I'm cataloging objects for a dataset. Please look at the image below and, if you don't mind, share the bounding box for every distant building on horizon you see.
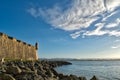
[0,32,38,60]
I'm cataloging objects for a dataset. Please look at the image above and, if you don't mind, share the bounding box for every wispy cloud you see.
[70,31,84,39]
[83,23,108,36]
[105,0,120,11]
[111,46,120,49]
[27,8,40,18]
[106,18,120,28]
[102,11,118,21]
[114,40,120,42]
[111,39,120,49]
[28,0,120,39]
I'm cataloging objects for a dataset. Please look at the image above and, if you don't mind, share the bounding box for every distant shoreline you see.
[69,59,120,61]
[41,58,120,61]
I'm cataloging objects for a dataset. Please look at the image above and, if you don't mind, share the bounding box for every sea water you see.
[55,60,120,80]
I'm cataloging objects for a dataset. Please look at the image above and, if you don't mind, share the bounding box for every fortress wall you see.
[0,33,38,60]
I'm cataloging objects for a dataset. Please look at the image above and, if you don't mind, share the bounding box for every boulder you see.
[51,68,58,76]
[6,66,22,75]
[45,70,54,77]
[1,60,92,80]
[79,76,87,80]
[70,74,79,80]
[90,75,99,80]
[16,74,42,80]
[0,74,16,80]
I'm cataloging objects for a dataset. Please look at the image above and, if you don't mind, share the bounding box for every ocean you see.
[55,60,120,80]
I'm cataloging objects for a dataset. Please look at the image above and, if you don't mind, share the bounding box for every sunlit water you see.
[55,60,120,80]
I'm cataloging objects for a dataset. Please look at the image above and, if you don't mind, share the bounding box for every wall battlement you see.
[0,32,38,60]
[0,32,35,48]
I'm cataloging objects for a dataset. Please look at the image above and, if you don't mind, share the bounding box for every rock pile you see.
[0,60,98,80]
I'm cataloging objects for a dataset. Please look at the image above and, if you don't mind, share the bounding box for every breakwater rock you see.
[0,60,98,80]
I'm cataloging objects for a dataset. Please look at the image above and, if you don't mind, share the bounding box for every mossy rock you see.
[0,74,16,80]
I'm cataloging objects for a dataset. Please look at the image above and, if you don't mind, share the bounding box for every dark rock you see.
[36,69,44,75]
[58,73,64,79]
[0,65,6,73]
[6,66,22,75]
[45,70,54,77]
[79,76,87,80]
[51,68,58,76]
[15,73,42,80]
[90,75,99,80]
[0,74,16,80]
[69,74,79,80]
[47,61,72,68]
[21,67,31,72]
[0,60,93,80]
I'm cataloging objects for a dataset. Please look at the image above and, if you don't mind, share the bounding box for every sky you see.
[0,0,120,59]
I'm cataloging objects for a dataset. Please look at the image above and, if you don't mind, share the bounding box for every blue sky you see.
[0,0,120,59]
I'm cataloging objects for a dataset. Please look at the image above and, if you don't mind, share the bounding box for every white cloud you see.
[106,18,120,28]
[111,46,120,49]
[105,0,120,11]
[77,21,120,37]
[109,30,120,37]
[106,23,118,28]
[114,40,120,42]
[83,30,108,36]
[102,11,118,21]
[83,22,108,36]
[70,31,84,39]
[28,0,120,39]
[111,39,120,49]
[83,30,120,37]
[27,8,39,18]
[28,0,105,31]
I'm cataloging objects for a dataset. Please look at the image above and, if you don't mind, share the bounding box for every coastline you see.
[0,60,98,80]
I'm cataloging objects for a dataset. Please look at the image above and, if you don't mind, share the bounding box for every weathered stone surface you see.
[0,32,38,60]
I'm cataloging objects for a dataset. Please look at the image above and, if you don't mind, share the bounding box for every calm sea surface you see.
[55,60,120,80]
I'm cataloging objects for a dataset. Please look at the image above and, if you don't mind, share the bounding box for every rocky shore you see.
[0,60,98,80]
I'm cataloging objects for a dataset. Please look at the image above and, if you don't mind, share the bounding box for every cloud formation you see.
[111,40,120,49]
[28,0,120,39]
[106,18,120,28]
[111,46,120,49]
[70,31,84,39]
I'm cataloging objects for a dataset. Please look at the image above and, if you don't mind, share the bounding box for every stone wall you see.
[0,32,38,60]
